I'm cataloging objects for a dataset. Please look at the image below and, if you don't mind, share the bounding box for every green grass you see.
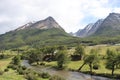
[85,45,120,55]
[70,45,120,74]
[45,60,120,75]
[0,69,25,80]
[0,57,25,80]
[0,56,48,80]
[44,45,120,75]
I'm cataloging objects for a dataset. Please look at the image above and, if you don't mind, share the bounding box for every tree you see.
[56,50,70,69]
[74,45,85,60]
[106,49,120,76]
[28,50,43,64]
[46,46,56,61]
[12,55,21,65]
[78,49,99,75]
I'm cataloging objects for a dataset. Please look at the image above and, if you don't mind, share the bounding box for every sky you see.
[0,0,120,34]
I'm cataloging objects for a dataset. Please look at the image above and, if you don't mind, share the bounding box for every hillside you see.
[0,17,79,49]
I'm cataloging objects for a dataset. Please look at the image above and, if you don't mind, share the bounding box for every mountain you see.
[76,13,120,37]
[75,19,103,37]
[94,13,120,36]
[0,17,79,49]
[75,23,94,37]
[16,16,63,31]
[87,19,103,36]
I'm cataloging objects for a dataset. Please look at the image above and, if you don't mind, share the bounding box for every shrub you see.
[4,68,9,72]
[12,65,18,70]
[7,64,14,68]
[25,73,38,80]
[25,69,37,75]
[40,62,45,66]
[71,55,81,61]
[49,75,66,80]
[93,64,99,70]
[12,55,20,65]
[7,64,18,70]
[0,54,5,59]
[17,68,25,75]
[22,66,27,70]
[40,72,50,78]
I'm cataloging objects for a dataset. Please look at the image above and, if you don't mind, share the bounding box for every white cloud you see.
[113,8,120,13]
[0,0,120,34]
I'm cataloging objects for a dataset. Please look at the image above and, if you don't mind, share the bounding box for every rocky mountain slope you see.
[75,23,94,37]
[76,13,120,37]
[94,13,120,36]
[16,16,63,31]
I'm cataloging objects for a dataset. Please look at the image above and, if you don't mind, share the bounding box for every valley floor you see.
[0,45,120,80]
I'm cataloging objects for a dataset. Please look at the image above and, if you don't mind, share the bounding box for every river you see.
[21,60,112,80]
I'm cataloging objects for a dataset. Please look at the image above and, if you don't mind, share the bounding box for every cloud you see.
[0,0,120,34]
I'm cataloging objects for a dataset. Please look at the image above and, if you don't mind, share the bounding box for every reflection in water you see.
[21,60,111,80]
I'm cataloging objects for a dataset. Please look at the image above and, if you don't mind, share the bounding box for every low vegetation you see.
[49,75,65,80]
[1,44,120,80]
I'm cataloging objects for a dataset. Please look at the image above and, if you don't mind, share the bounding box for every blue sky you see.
[0,0,120,34]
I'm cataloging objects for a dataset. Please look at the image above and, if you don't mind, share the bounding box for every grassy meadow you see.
[0,57,25,80]
[45,45,120,75]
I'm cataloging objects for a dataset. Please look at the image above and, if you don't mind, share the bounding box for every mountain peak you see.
[109,13,120,16]
[75,19,104,37]
[45,16,55,21]
[16,16,64,31]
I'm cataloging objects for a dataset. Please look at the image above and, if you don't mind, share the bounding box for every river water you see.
[21,60,112,80]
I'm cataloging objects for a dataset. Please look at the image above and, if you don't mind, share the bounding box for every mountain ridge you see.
[75,13,120,37]
[15,16,64,31]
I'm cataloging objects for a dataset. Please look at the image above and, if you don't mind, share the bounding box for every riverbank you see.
[22,60,114,80]
[43,60,120,79]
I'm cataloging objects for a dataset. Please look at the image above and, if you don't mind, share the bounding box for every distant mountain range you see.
[0,17,78,49]
[75,13,120,37]
[1,13,120,49]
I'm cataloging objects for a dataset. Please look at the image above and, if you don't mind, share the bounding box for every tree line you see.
[21,45,120,76]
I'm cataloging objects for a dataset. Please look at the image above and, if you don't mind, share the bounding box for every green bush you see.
[12,65,18,70]
[24,69,37,77]
[7,64,14,68]
[25,69,33,74]
[12,55,21,65]
[22,66,27,70]
[40,62,45,66]
[4,68,9,72]
[17,68,25,75]
[40,72,50,78]
[7,64,18,70]
[0,54,5,59]
[49,75,66,80]
[93,64,99,70]
[25,73,38,80]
